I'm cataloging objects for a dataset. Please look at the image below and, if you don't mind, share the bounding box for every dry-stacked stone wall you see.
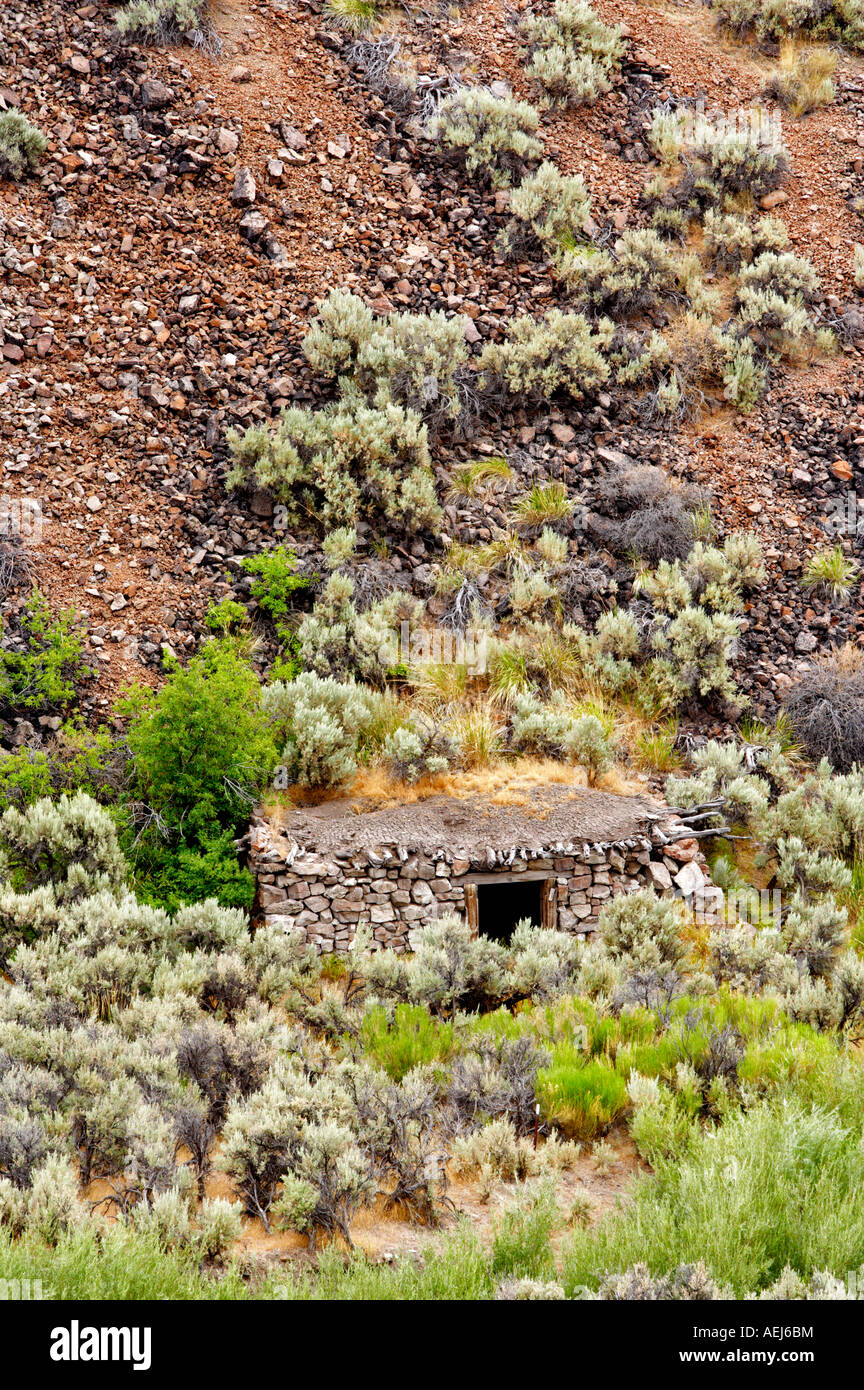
[249,817,715,952]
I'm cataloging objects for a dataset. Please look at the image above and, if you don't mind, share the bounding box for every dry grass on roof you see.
[261,766,659,856]
[262,757,646,821]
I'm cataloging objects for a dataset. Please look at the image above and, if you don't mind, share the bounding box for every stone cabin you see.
[247,785,716,952]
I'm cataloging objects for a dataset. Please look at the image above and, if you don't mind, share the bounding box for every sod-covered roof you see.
[254,785,665,863]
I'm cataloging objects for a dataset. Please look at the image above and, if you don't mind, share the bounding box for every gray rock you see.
[216,128,240,155]
[140,78,172,110]
[238,210,269,241]
[279,123,307,151]
[231,166,257,207]
[674,860,705,898]
[648,859,673,892]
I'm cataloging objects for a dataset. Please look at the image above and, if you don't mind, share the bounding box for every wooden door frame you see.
[463,875,557,937]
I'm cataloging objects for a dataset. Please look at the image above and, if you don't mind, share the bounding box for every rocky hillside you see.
[3,0,864,749]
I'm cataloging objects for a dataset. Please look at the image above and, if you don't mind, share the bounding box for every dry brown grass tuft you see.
[765,43,836,116]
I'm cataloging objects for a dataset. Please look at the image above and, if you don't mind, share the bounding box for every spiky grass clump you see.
[487,643,534,708]
[635,722,681,773]
[801,546,859,602]
[447,457,514,499]
[324,0,380,34]
[511,481,574,526]
[739,709,801,757]
[445,706,506,768]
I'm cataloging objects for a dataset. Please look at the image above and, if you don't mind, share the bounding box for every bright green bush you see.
[132,828,256,915]
[241,547,312,620]
[0,1226,255,1300]
[359,1004,458,1081]
[121,642,276,836]
[0,591,89,716]
[0,748,52,809]
[536,1052,629,1137]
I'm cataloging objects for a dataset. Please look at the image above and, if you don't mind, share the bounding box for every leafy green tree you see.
[132,828,256,915]
[120,641,277,837]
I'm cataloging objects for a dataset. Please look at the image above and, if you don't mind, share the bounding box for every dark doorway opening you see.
[476,877,543,944]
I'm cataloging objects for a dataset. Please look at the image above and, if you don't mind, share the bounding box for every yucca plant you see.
[801,545,859,602]
[511,481,573,526]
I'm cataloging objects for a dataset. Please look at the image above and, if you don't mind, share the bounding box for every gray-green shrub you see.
[0,112,47,180]
[427,88,544,188]
[227,386,441,534]
[302,290,469,432]
[521,0,624,107]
